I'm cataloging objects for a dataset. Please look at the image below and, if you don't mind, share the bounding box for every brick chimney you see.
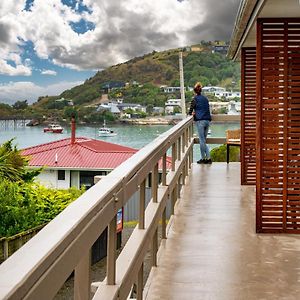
[71,115,76,144]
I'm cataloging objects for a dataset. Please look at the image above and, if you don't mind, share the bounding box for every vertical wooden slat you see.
[172,143,176,171]
[152,163,158,203]
[162,208,166,239]
[107,216,116,285]
[136,263,143,300]
[256,18,300,233]
[178,137,181,161]
[241,47,257,185]
[139,179,146,230]
[256,19,263,233]
[74,251,91,300]
[162,153,167,186]
[151,229,158,267]
[283,21,288,231]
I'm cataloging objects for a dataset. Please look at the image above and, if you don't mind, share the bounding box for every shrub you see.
[210,144,240,162]
[0,181,84,237]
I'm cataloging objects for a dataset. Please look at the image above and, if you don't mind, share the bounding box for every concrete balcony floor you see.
[144,163,300,300]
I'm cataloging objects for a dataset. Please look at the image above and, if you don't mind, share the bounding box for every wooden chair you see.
[226,129,241,163]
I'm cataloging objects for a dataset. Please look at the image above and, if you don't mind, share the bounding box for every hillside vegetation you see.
[1,43,241,122]
[57,47,240,107]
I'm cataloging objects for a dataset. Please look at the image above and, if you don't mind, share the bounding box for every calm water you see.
[0,122,240,150]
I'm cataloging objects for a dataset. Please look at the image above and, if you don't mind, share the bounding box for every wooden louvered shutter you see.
[241,48,256,185]
[256,18,300,233]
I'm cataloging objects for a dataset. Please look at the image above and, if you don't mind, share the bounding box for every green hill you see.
[26,43,241,123]
[54,45,240,107]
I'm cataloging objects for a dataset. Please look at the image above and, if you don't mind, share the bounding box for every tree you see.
[146,104,154,114]
[13,100,28,110]
[0,139,41,182]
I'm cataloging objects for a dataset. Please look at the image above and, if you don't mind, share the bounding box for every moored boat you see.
[98,120,117,137]
[43,124,63,133]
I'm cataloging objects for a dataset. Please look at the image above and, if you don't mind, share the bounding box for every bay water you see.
[0,122,240,156]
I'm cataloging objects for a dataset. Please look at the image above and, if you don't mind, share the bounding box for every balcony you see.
[1,115,300,299]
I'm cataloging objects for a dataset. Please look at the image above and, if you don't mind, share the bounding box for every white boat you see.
[98,120,117,137]
[43,124,63,133]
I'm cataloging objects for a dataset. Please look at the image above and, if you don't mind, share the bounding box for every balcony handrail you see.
[0,116,194,300]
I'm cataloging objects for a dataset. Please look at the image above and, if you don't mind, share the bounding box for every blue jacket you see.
[189,95,211,121]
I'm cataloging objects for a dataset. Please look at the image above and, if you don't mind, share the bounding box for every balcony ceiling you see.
[228,0,300,60]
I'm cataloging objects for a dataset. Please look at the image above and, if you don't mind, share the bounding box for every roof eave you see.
[227,0,264,61]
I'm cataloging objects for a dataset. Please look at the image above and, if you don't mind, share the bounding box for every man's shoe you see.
[197,159,206,164]
[205,158,212,164]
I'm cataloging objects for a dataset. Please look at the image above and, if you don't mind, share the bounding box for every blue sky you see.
[0,0,239,104]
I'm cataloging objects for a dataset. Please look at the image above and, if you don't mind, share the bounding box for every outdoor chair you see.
[226,129,241,163]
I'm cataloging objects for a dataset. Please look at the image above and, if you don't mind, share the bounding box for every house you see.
[214,91,241,100]
[22,137,138,189]
[161,86,181,93]
[117,103,146,113]
[202,86,226,94]
[97,101,121,114]
[165,99,182,114]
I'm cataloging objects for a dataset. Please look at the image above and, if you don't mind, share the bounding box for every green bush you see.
[210,144,240,162]
[0,181,84,237]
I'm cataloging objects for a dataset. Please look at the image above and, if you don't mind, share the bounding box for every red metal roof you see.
[22,137,138,170]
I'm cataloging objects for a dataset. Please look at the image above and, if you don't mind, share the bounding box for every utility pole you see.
[179,51,186,117]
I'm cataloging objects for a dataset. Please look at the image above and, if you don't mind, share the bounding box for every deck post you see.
[172,142,177,171]
[162,153,167,186]
[162,207,167,239]
[136,263,144,300]
[151,229,158,267]
[139,179,146,229]
[177,137,181,161]
[107,215,117,285]
[74,250,91,300]
[152,163,158,203]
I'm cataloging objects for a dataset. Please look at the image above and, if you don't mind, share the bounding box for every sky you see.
[0,0,240,104]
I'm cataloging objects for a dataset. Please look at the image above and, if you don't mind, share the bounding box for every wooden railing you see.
[0,117,194,300]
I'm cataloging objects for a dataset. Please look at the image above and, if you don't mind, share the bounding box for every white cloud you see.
[0,0,239,73]
[0,80,83,104]
[0,59,32,76]
[41,69,57,76]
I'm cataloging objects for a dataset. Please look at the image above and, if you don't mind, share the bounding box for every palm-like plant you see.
[0,139,41,182]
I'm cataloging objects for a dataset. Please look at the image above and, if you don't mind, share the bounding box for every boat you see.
[43,124,63,133]
[98,120,117,137]
[26,119,40,126]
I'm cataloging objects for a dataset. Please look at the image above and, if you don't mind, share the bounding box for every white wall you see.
[36,169,71,189]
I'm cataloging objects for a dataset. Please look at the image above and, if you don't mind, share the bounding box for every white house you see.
[165,99,182,114]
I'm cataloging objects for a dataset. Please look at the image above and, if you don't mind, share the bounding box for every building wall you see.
[36,169,71,189]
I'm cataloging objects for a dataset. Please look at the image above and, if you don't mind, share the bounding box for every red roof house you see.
[22,137,138,170]
[21,137,138,189]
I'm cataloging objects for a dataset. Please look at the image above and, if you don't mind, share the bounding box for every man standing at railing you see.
[188,82,212,164]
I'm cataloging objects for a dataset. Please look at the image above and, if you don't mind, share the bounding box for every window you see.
[58,170,65,180]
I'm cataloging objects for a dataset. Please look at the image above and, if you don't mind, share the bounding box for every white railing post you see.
[152,163,159,203]
[139,179,146,229]
[178,137,181,161]
[136,263,143,300]
[74,250,91,300]
[107,215,117,285]
[172,142,177,171]
[162,153,167,186]
[151,229,158,267]
[162,208,167,239]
